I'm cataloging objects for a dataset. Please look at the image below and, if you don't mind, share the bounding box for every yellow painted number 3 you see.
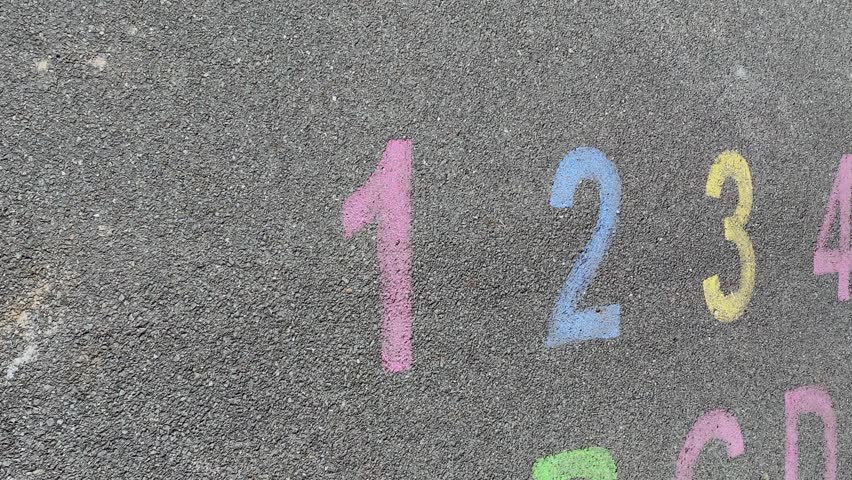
[703,151,755,323]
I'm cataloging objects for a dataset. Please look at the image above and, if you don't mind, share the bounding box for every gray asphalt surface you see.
[2,1,852,478]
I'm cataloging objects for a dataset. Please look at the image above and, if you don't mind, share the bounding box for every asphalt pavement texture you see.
[2,1,852,478]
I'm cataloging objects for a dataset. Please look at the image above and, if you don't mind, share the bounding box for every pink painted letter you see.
[342,139,413,373]
[785,385,837,480]
[676,410,745,480]
[814,154,852,300]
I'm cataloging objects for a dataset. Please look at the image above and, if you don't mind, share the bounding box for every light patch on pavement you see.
[97,224,114,237]
[3,283,50,381]
[5,344,37,380]
[87,56,108,70]
[34,59,49,72]
[3,284,49,331]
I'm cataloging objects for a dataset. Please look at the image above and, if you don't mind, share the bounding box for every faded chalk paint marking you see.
[87,56,107,70]
[785,385,837,480]
[3,282,51,380]
[703,151,755,323]
[5,344,37,380]
[545,147,621,347]
[342,139,413,373]
[814,154,852,300]
[533,446,618,480]
[676,409,745,480]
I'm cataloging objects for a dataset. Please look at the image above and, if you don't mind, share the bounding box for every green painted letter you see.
[533,446,618,480]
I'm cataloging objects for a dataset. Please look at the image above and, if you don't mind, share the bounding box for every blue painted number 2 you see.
[545,147,622,348]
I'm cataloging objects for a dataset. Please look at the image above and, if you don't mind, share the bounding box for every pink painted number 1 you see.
[342,139,413,373]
